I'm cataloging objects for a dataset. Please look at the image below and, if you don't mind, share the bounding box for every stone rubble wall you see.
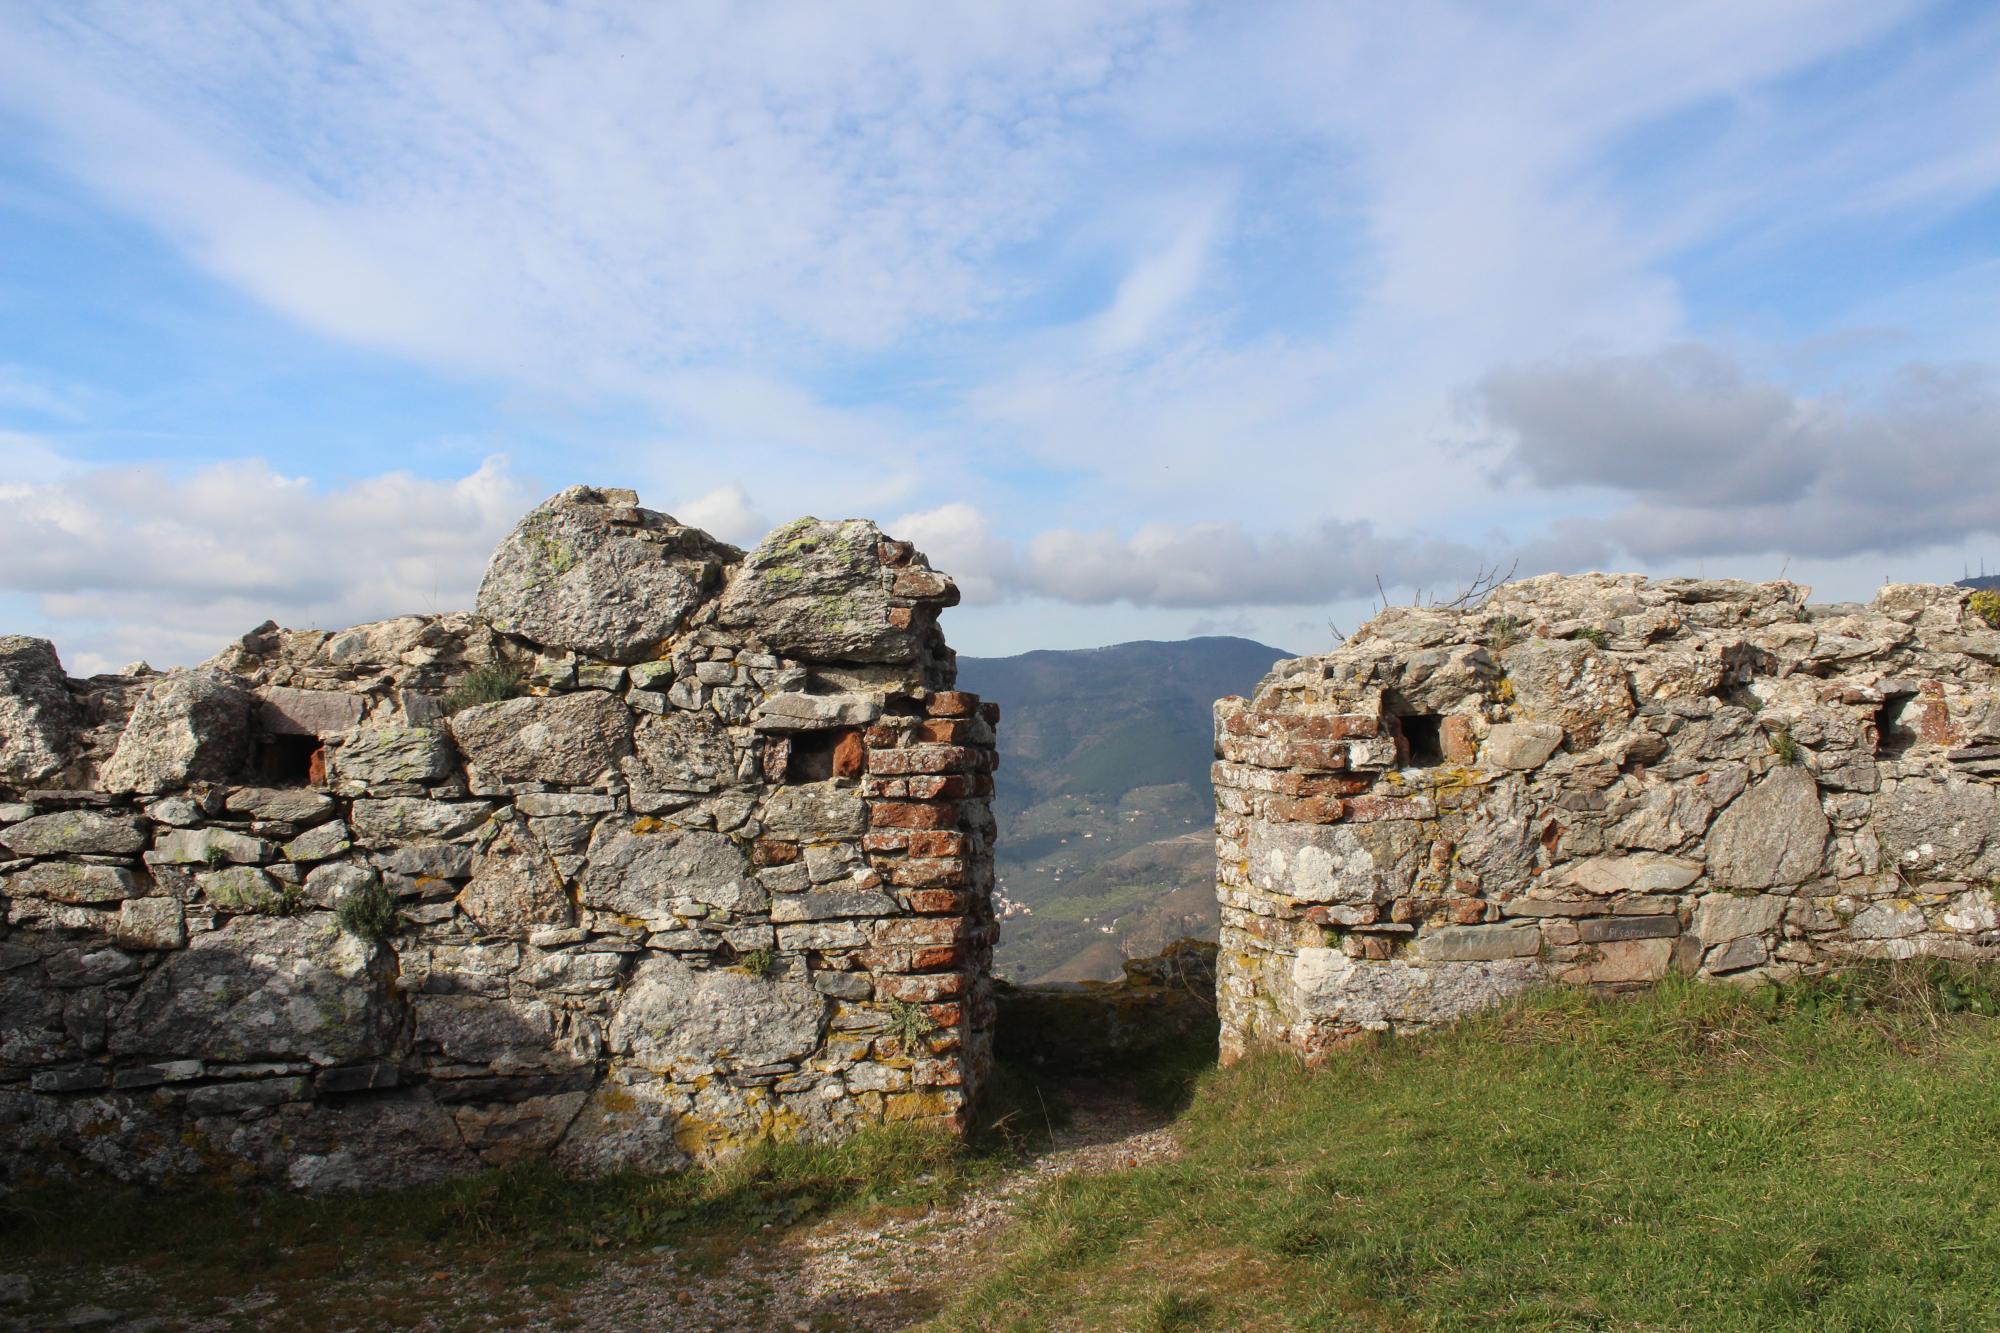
[0,486,998,1191]
[1214,574,2000,1062]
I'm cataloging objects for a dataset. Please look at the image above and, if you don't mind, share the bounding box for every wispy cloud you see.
[2,2,1999,658]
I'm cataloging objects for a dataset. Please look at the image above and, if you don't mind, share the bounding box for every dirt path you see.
[521,1082,1178,1332]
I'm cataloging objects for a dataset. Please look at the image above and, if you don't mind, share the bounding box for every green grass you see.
[937,968,2000,1331]
[440,660,528,714]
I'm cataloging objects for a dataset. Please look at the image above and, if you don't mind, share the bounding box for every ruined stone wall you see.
[0,486,997,1191]
[1214,574,2000,1062]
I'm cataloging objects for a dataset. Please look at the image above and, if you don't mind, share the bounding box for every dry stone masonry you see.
[0,486,998,1191]
[1215,574,2000,1062]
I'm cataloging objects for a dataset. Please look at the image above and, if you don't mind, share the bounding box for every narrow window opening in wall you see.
[1399,714,1445,768]
[784,731,839,784]
[1875,694,1920,757]
[251,733,321,786]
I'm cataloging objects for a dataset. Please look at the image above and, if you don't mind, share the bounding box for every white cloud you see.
[674,485,770,548]
[890,502,1020,605]
[0,454,534,670]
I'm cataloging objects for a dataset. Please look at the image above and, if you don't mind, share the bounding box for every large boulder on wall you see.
[101,670,254,794]
[475,485,740,662]
[716,517,958,663]
[0,636,79,789]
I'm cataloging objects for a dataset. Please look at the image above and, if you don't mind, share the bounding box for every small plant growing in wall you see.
[1770,724,1800,766]
[201,843,230,870]
[336,880,403,941]
[442,662,527,715]
[1971,589,2000,630]
[885,999,938,1048]
[1488,613,1528,652]
[1576,626,1611,650]
[735,946,775,977]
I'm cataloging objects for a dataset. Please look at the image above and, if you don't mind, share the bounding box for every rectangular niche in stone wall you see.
[1395,713,1445,767]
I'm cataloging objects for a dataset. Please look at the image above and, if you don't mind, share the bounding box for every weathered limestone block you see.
[626,711,738,792]
[579,822,762,920]
[413,992,564,1069]
[256,685,365,737]
[452,691,629,787]
[762,784,867,839]
[458,825,573,933]
[1559,937,1674,984]
[1872,777,1999,878]
[197,866,286,912]
[101,671,254,793]
[115,896,187,950]
[1248,808,1424,904]
[330,725,458,785]
[0,810,147,856]
[0,636,80,787]
[557,1077,695,1175]
[453,1092,591,1166]
[1848,900,1927,940]
[1413,923,1540,962]
[1691,892,1786,942]
[1292,948,1539,1033]
[224,787,337,825]
[769,891,899,922]
[750,692,883,731]
[1553,853,1702,895]
[609,954,828,1073]
[151,827,272,864]
[1498,638,1635,747]
[3,861,138,904]
[284,820,352,863]
[1707,767,1828,889]
[476,485,737,662]
[110,915,386,1064]
[1482,721,1565,771]
[717,518,948,663]
[348,798,495,845]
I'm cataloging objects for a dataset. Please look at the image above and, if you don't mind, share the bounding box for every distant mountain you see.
[956,636,1293,981]
[1958,575,2000,591]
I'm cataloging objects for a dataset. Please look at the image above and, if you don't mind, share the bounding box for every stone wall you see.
[0,486,998,1191]
[1214,574,2000,1062]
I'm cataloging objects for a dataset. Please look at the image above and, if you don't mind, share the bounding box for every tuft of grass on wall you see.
[441,661,528,715]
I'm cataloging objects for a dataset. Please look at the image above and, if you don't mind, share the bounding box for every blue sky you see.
[3,0,1999,673]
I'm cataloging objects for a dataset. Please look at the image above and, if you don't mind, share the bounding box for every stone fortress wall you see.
[1214,574,2000,1061]
[0,486,998,1191]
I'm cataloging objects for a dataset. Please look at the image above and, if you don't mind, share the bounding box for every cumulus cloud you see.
[892,503,1498,609]
[674,485,770,548]
[1472,346,2000,560]
[890,503,1019,605]
[0,455,534,671]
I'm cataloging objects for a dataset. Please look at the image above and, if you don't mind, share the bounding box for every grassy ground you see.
[935,967,2000,1332]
